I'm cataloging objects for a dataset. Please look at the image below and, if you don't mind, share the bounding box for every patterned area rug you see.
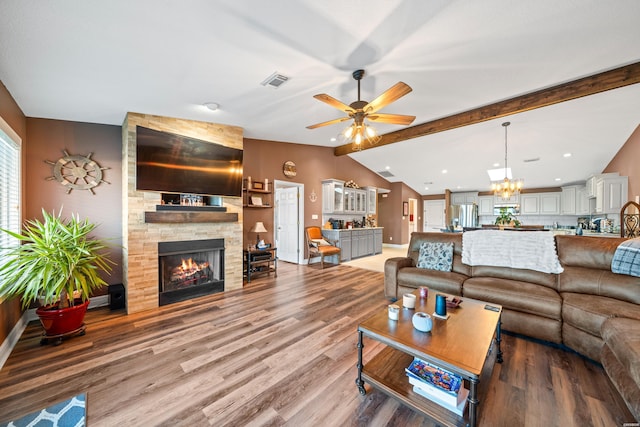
[0,393,85,427]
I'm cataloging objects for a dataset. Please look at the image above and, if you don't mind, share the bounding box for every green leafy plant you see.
[0,209,113,309]
[494,207,521,227]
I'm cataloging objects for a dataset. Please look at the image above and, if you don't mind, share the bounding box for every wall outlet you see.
[312,214,318,220]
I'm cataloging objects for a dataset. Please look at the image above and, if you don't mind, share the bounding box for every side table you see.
[243,247,277,283]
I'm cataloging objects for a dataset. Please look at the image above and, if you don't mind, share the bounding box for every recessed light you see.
[442,169,447,174]
[563,153,572,158]
[330,137,336,142]
[493,163,500,167]
[203,102,220,111]
[425,187,429,190]
[555,178,562,181]
[385,166,390,170]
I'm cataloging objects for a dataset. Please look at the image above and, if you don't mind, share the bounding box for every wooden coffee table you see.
[356,290,502,427]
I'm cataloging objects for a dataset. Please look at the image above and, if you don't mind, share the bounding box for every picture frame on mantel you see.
[252,182,264,190]
[403,201,409,216]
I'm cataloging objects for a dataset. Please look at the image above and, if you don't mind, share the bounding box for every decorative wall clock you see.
[45,150,110,194]
[283,160,297,178]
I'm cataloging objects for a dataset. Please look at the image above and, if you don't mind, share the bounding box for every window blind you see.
[0,127,21,261]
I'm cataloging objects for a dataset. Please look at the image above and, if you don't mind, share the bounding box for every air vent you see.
[261,72,289,88]
[377,170,395,178]
[523,157,540,163]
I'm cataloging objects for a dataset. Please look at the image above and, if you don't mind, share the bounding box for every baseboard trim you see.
[0,310,29,371]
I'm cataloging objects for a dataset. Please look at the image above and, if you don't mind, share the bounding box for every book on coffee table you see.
[405,357,462,394]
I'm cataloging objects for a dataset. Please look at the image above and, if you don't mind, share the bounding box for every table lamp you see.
[250,221,268,246]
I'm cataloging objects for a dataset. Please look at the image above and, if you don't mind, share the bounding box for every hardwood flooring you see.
[0,262,634,426]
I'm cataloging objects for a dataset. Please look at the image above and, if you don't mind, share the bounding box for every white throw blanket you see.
[462,230,564,274]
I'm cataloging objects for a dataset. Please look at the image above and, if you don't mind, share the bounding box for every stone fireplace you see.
[122,113,243,314]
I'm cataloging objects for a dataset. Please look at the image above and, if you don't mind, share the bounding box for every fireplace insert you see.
[158,238,224,305]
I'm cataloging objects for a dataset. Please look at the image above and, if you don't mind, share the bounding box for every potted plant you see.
[494,207,521,228]
[0,209,113,344]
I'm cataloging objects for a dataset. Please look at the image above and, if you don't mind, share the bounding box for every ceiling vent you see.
[523,157,540,163]
[377,170,395,178]
[261,72,289,88]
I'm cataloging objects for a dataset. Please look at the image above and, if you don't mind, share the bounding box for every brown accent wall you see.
[377,181,422,245]
[604,123,640,201]
[25,118,123,293]
[242,138,393,245]
[0,81,27,348]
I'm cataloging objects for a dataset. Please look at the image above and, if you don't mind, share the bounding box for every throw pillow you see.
[417,242,454,272]
[311,238,331,246]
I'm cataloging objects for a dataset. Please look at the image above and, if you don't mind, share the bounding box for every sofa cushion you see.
[601,317,640,390]
[471,265,557,290]
[417,241,453,272]
[562,323,604,362]
[463,277,562,320]
[397,267,467,295]
[559,265,640,305]
[562,292,640,337]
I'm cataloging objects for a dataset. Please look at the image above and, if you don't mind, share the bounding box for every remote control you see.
[484,305,500,312]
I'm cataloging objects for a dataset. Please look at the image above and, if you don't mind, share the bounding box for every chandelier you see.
[491,121,523,200]
[340,112,381,151]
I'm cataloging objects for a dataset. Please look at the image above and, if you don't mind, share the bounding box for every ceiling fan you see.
[307,69,416,148]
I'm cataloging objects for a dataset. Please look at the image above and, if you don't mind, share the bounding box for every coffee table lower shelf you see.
[360,346,469,427]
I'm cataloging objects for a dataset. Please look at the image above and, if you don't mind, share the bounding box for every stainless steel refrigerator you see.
[450,203,479,228]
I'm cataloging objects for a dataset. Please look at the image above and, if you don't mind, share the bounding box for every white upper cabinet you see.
[451,192,478,205]
[520,192,560,215]
[478,196,494,215]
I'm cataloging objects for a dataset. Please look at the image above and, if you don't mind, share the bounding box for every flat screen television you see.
[136,126,243,197]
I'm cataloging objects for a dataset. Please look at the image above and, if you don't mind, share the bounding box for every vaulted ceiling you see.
[1,0,639,195]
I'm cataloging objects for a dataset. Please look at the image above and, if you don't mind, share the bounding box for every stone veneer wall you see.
[122,113,243,314]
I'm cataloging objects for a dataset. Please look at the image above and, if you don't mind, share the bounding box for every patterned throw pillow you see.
[417,242,454,272]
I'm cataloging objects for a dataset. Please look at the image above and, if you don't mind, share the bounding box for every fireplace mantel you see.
[144,211,239,224]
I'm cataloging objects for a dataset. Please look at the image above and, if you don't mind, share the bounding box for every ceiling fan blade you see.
[364,82,412,114]
[313,94,354,113]
[367,113,416,125]
[306,116,351,129]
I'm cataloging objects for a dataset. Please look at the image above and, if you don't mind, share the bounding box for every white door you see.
[275,185,301,264]
[424,200,446,232]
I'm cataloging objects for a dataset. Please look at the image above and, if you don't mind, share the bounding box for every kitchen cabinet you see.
[576,187,592,215]
[321,228,383,261]
[321,229,352,262]
[365,186,377,215]
[562,185,592,215]
[520,194,539,215]
[451,192,478,205]
[540,193,561,215]
[343,188,367,214]
[374,229,383,254]
[561,186,577,215]
[595,175,628,214]
[519,192,560,215]
[322,179,344,213]
[494,193,519,205]
[478,196,494,216]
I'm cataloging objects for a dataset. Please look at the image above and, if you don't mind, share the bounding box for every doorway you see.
[274,180,304,264]
[408,198,418,238]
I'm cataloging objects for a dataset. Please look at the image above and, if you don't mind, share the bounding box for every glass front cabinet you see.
[322,179,344,213]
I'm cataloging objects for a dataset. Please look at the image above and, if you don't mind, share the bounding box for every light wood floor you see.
[0,262,633,426]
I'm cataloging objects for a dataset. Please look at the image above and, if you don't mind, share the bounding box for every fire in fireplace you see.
[158,238,224,305]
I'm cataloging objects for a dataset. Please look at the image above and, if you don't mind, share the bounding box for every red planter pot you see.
[36,299,89,337]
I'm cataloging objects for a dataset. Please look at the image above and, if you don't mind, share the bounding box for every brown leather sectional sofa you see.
[384,232,640,420]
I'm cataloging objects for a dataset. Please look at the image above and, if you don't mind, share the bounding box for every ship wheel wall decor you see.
[45,150,110,194]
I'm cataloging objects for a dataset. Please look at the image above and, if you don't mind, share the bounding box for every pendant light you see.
[490,122,523,200]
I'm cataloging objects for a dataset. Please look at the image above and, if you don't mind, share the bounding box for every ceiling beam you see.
[334,61,640,156]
